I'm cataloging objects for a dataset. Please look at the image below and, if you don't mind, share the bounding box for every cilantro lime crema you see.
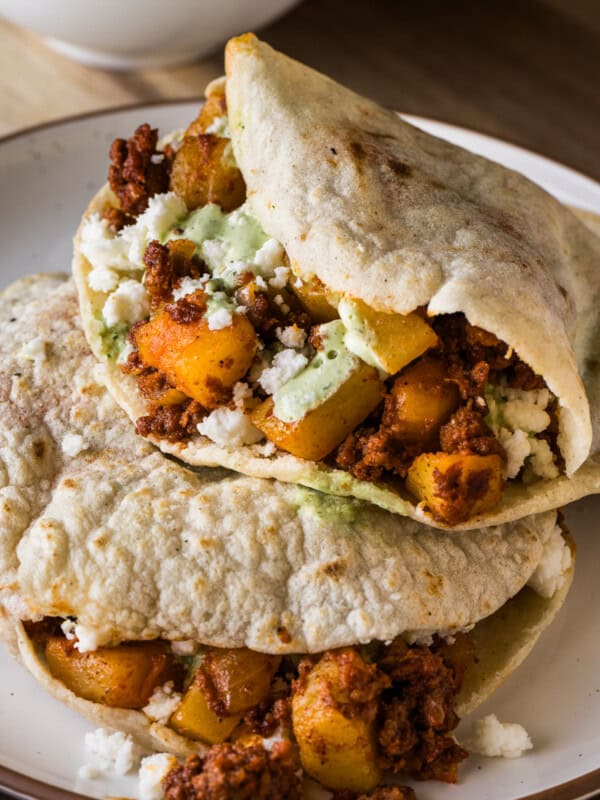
[273,321,360,422]
[168,202,271,289]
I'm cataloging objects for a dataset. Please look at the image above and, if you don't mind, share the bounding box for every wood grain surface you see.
[0,0,598,178]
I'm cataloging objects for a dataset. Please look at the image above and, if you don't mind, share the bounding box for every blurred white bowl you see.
[0,0,300,70]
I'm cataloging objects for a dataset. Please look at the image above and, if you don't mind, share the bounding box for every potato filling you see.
[25,618,473,795]
[84,86,562,525]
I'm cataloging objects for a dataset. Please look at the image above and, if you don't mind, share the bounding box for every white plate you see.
[0,103,599,800]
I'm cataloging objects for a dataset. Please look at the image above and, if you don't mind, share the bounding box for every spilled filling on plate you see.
[27,616,474,798]
[80,82,562,525]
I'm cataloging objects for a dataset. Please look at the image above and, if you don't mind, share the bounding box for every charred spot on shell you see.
[32,440,46,460]
[276,626,292,644]
[321,559,346,579]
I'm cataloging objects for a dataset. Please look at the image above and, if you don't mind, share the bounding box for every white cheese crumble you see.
[172,275,209,301]
[73,624,102,653]
[61,433,86,458]
[254,238,284,272]
[276,325,307,349]
[78,728,144,779]
[463,714,533,758]
[19,337,48,362]
[232,381,253,409]
[103,280,150,328]
[171,639,198,656]
[528,521,572,597]
[81,193,187,275]
[207,306,233,330]
[486,385,559,480]
[268,266,290,289]
[143,681,182,724]
[88,265,119,293]
[205,115,231,138]
[259,349,308,396]
[138,753,178,800]
[60,619,76,639]
[197,407,264,447]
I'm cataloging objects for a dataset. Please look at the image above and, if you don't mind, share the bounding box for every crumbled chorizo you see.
[108,123,171,216]
[135,398,205,441]
[234,282,311,341]
[439,404,505,458]
[162,741,301,800]
[165,294,206,324]
[375,637,472,783]
[102,206,135,231]
[334,424,423,483]
[144,239,205,309]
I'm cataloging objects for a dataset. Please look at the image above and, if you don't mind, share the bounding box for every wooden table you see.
[1,0,598,179]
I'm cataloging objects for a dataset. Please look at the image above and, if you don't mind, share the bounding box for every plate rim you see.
[0,99,598,800]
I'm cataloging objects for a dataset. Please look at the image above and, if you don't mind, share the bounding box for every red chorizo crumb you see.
[439,405,505,458]
[136,399,205,441]
[375,638,471,783]
[165,295,206,324]
[108,123,171,216]
[144,239,204,309]
[102,206,135,231]
[162,741,301,800]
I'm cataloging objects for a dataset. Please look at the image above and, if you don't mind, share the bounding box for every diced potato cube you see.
[406,452,504,525]
[251,364,384,461]
[169,134,245,212]
[135,307,257,408]
[387,357,460,446]
[169,676,241,744]
[292,652,382,792]
[203,648,281,715]
[45,638,179,709]
[153,387,189,407]
[185,88,227,138]
[291,277,338,323]
[341,298,438,375]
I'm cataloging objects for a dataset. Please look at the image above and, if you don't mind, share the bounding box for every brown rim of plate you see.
[0,102,598,800]
[1,760,600,800]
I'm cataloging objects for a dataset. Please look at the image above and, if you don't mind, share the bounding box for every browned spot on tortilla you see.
[276,626,292,644]
[349,140,366,174]
[62,478,77,489]
[387,158,411,177]
[322,559,345,578]
[423,569,444,596]
[32,440,45,460]
[199,538,216,547]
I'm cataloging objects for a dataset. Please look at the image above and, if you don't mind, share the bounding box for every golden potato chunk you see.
[387,357,460,446]
[291,276,338,323]
[340,298,438,375]
[170,134,245,212]
[406,452,504,525]
[169,647,279,743]
[203,648,281,715]
[135,305,257,408]
[45,638,179,709]
[169,677,242,744]
[292,652,382,792]
[185,88,227,138]
[251,364,384,461]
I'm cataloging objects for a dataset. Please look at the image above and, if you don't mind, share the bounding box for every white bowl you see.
[0,0,300,70]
